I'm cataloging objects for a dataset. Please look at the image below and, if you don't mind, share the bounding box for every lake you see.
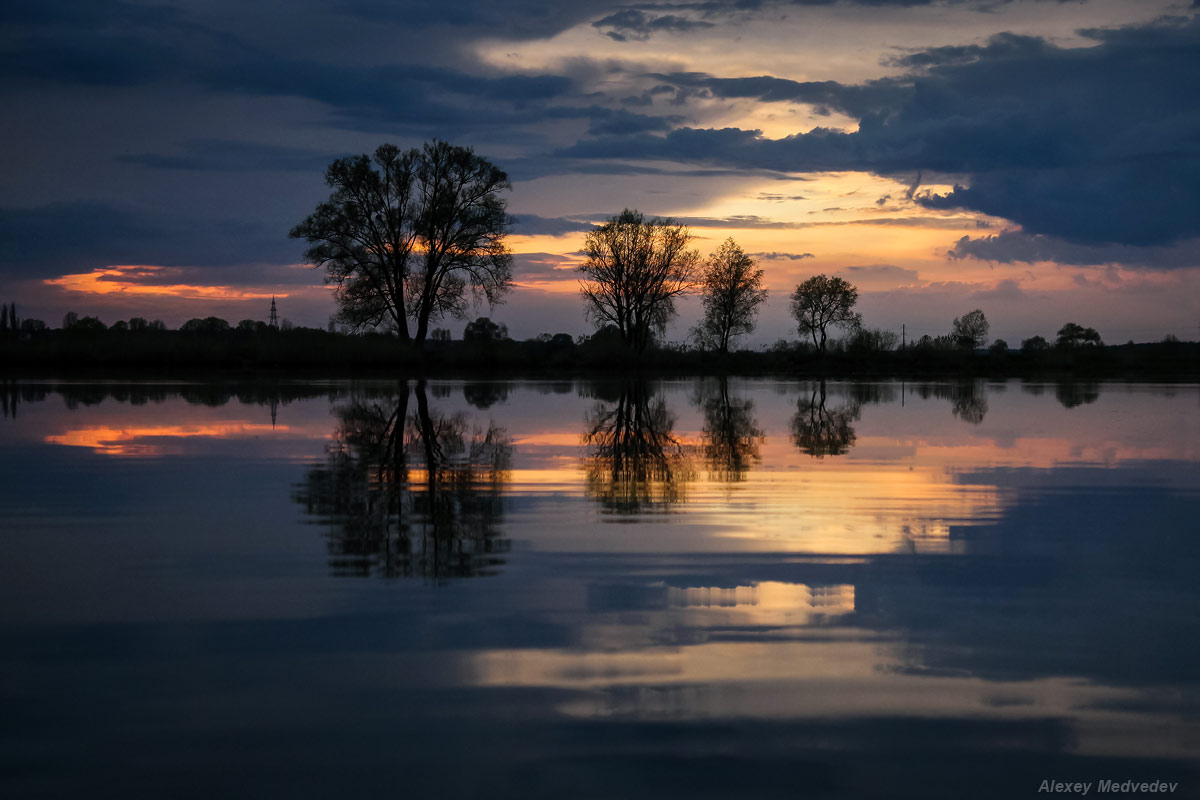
[2,378,1198,798]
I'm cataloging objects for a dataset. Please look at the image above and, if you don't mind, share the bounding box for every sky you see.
[2,0,1199,345]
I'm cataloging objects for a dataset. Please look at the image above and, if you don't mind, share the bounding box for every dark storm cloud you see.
[1,0,1192,291]
[949,231,1200,270]
[0,0,249,87]
[202,60,575,117]
[511,215,597,236]
[562,125,858,170]
[0,0,180,26]
[511,252,579,279]
[585,108,682,136]
[568,17,1200,248]
[501,157,814,182]
[0,202,297,278]
[884,31,1050,69]
[330,0,602,40]
[333,0,1055,43]
[646,71,906,119]
[0,1,594,135]
[593,10,716,42]
[119,140,347,173]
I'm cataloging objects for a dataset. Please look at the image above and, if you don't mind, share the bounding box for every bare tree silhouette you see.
[578,210,700,355]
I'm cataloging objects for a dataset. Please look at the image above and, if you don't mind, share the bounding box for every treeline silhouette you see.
[2,315,1196,377]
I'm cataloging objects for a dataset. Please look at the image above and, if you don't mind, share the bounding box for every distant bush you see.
[844,327,899,354]
[181,317,231,333]
[69,316,107,333]
[1056,322,1102,348]
[1021,335,1049,354]
[463,317,508,342]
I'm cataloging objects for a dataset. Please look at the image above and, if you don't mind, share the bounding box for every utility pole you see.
[268,296,279,329]
[901,323,906,349]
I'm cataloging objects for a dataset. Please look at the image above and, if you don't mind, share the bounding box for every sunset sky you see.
[3,0,1199,345]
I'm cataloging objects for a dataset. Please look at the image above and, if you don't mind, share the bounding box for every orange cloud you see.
[45,265,283,301]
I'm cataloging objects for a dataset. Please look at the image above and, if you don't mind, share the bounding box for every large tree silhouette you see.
[291,141,513,343]
[578,210,700,355]
[790,275,859,356]
[692,238,767,354]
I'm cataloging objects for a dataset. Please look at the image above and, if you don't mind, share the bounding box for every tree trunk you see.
[414,313,429,346]
[394,307,411,341]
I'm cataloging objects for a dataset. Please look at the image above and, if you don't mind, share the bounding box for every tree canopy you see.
[1056,322,1102,348]
[291,140,513,344]
[789,274,859,355]
[692,238,767,354]
[463,316,507,342]
[951,309,989,350]
[578,209,700,355]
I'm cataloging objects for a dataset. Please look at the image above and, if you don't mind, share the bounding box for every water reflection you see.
[860,475,1200,690]
[791,380,859,457]
[294,381,513,580]
[582,381,693,513]
[2,378,1199,798]
[462,380,511,409]
[913,380,989,424]
[1055,380,1101,409]
[693,377,764,481]
[0,378,25,418]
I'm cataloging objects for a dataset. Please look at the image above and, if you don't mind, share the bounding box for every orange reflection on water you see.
[46,423,287,456]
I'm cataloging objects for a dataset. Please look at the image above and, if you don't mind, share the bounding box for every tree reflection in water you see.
[294,381,512,581]
[791,380,860,457]
[914,380,989,424]
[693,377,764,481]
[583,381,693,514]
[1054,380,1100,409]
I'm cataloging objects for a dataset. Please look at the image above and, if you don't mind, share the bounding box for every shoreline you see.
[2,329,1197,381]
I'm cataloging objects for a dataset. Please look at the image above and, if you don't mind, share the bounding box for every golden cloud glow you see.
[45,265,284,300]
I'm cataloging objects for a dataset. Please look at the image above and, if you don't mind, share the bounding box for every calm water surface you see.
[1,378,1198,798]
